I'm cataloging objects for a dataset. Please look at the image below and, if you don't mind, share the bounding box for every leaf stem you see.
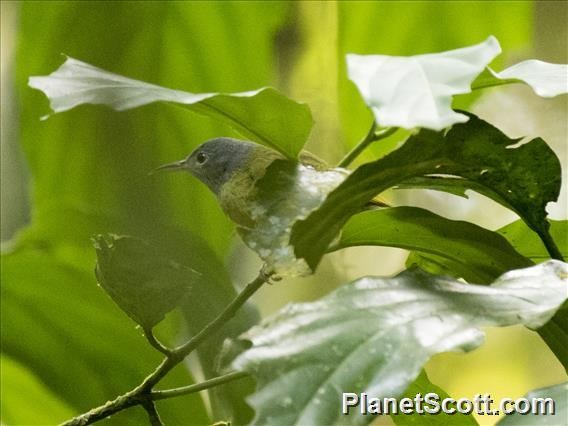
[471,77,519,91]
[338,123,397,168]
[60,267,272,426]
[151,371,249,401]
[144,327,172,356]
[537,226,564,261]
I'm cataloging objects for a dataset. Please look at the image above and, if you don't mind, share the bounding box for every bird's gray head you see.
[154,137,256,195]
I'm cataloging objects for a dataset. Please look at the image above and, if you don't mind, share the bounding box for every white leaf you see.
[347,36,501,130]
[28,57,257,114]
[491,59,568,97]
[234,260,568,425]
[28,56,313,158]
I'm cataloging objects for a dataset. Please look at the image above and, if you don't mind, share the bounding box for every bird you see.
[154,137,389,274]
[153,137,333,230]
[154,137,292,228]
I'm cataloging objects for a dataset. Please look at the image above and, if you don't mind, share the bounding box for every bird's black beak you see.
[149,159,187,175]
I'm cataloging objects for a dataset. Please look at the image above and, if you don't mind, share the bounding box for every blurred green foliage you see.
[17,1,290,256]
[1,1,565,425]
[5,1,291,423]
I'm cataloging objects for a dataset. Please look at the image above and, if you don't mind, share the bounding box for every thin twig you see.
[338,123,398,168]
[151,371,249,401]
[60,267,272,426]
[60,390,140,426]
[139,266,272,391]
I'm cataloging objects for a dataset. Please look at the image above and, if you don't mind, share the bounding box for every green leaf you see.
[396,179,563,245]
[394,371,477,425]
[396,176,485,199]
[405,252,460,280]
[93,234,198,329]
[291,112,561,270]
[538,310,568,373]
[1,249,209,425]
[498,220,567,263]
[403,219,566,276]
[233,261,567,426]
[331,207,532,283]
[497,382,567,425]
[29,56,312,159]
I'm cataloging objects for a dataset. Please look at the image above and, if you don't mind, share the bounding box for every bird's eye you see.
[196,152,208,165]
